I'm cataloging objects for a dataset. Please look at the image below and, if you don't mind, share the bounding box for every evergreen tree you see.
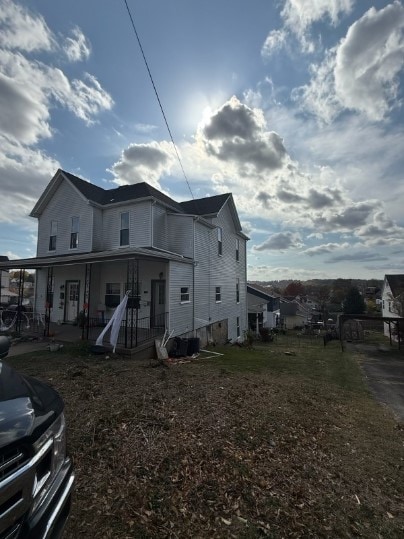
[343,287,366,314]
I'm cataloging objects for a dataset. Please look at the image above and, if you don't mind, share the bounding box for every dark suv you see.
[0,336,74,538]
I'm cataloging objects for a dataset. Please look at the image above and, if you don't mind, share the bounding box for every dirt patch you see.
[6,343,404,538]
[351,343,404,423]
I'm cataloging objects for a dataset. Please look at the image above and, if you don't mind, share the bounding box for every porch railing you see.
[86,312,168,349]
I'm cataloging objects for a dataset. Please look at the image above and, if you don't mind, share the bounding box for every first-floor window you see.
[181,286,190,302]
[105,283,121,308]
[236,278,240,303]
[49,220,57,251]
[70,216,79,249]
[215,286,221,302]
[120,212,129,246]
[237,316,240,337]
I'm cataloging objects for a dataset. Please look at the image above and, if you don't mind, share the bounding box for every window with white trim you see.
[181,287,190,303]
[236,238,240,261]
[49,220,57,251]
[236,278,240,303]
[120,212,129,246]
[217,227,222,255]
[70,216,79,249]
[105,283,121,308]
[236,316,240,338]
[215,286,221,303]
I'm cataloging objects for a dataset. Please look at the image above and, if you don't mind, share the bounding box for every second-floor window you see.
[49,220,57,251]
[236,278,240,303]
[236,238,240,261]
[215,286,221,303]
[120,212,129,246]
[181,287,190,303]
[70,216,79,249]
[218,227,223,255]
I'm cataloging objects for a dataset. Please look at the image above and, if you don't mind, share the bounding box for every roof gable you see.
[30,170,244,232]
[385,274,404,297]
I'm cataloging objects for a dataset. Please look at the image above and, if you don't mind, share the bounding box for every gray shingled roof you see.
[386,274,404,297]
[63,170,231,216]
[179,194,231,215]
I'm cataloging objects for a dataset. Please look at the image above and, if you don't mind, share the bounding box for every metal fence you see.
[86,312,167,349]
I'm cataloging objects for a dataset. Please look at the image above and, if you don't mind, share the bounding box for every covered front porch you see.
[0,247,188,351]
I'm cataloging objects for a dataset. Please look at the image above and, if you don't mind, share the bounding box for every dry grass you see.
[6,339,404,538]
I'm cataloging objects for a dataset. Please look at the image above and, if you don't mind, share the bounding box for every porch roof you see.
[0,246,193,270]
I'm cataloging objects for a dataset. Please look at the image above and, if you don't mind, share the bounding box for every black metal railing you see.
[86,312,167,349]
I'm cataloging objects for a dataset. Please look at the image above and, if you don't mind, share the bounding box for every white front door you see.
[65,281,79,322]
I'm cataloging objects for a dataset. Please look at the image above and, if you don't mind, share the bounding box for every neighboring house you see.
[279,299,306,329]
[247,283,280,333]
[382,274,404,339]
[0,169,248,347]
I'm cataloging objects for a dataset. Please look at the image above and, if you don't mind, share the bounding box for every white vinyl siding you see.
[167,214,194,257]
[92,207,103,251]
[37,180,93,256]
[193,201,247,342]
[168,260,193,335]
[153,203,168,249]
[102,200,152,249]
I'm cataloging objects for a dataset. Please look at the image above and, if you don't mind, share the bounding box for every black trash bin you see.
[187,337,200,355]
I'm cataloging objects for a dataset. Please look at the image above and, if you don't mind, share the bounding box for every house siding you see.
[37,181,93,257]
[152,203,168,249]
[102,200,152,249]
[168,260,193,335]
[167,214,194,257]
[92,207,103,251]
[197,202,247,342]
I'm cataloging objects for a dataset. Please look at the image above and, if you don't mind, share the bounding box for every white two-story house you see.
[1,169,248,350]
[382,274,404,340]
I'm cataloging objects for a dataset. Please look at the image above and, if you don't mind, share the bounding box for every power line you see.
[123,0,194,200]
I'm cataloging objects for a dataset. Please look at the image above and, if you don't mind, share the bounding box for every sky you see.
[0,0,403,281]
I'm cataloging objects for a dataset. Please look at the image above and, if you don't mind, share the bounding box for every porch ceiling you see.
[0,246,193,270]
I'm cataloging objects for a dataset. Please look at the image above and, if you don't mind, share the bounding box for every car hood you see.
[0,361,64,449]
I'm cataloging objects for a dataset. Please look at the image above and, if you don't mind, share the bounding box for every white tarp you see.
[96,292,129,352]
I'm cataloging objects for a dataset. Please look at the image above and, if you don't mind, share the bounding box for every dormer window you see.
[120,212,129,246]
[70,216,79,249]
[49,220,57,251]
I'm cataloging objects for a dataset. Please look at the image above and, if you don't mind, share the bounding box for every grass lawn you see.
[6,338,404,538]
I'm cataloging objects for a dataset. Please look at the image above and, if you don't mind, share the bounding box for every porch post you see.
[82,263,92,340]
[45,267,53,337]
[126,258,137,348]
[15,269,25,333]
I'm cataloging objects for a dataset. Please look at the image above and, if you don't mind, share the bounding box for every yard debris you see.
[7,342,404,539]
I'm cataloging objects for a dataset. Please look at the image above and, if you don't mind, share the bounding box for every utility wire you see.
[123,0,194,200]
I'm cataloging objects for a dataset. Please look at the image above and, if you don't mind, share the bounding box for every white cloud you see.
[253,231,303,252]
[0,0,55,52]
[294,2,404,122]
[64,26,91,62]
[109,141,175,188]
[0,2,114,224]
[262,0,354,56]
[302,242,349,256]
